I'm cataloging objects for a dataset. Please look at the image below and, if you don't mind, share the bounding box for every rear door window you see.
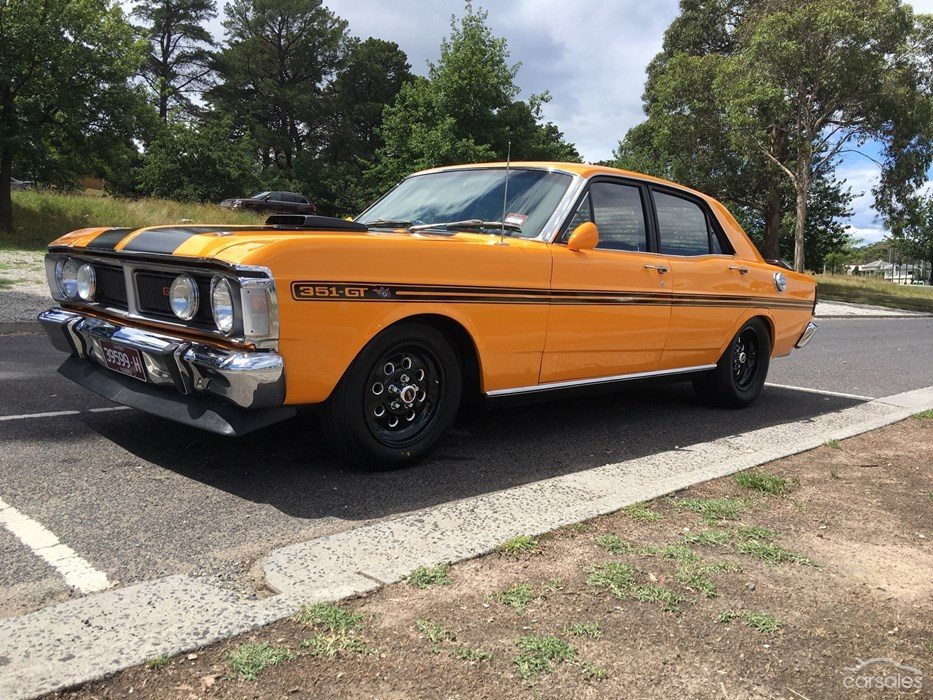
[653,191,714,256]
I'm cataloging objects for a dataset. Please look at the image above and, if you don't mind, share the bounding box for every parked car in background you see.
[12,178,34,190]
[220,191,316,215]
[39,162,817,469]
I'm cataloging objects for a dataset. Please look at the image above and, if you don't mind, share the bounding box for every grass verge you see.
[815,274,933,313]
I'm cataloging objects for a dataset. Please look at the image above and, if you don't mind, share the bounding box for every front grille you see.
[135,271,215,328]
[94,265,128,310]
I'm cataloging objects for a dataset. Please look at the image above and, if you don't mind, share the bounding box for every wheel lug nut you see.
[391,401,400,409]
[400,374,409,383]
[388,385,399,394]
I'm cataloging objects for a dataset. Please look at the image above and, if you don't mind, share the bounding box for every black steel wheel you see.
[322,323,462,469]
[693,318,770,408]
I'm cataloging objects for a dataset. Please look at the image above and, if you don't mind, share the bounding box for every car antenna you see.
[498,140,511,246]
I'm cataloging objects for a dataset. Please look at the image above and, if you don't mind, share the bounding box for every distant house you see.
[847,259,917,284]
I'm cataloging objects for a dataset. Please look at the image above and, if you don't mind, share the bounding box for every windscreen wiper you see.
[361,218,413,229]
[409,219,522,234]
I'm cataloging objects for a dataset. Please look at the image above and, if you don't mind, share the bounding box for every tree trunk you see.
[793,178,809,273]
[763,186,782,260]
[0,148,12,235]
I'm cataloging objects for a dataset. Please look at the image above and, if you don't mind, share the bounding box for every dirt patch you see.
[53,417,933,699]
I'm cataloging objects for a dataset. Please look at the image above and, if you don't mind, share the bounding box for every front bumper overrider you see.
[38,308,295,435]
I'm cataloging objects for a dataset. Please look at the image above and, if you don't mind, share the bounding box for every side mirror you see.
[567,222,599,252]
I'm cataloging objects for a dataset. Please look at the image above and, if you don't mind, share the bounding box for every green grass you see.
[293,603,363,632]
[815,274,933,314]
[225,643,294,681]
[406,563,453,589]
[734,470,795,496]
[497,535,539,556]
[623,502,663,522]
[453,645,493,662]
[564,622,602,639]
[734,538,813,565]
[494,583,538,615]
[825,439,842,450]
[580,660,608,680]
[675,560,742,598]
[914,409,933,420]
[594,533,633,555]
[416,618,456,644]
[513,635,576,681]
[586,562,638,598]
[3,189,266,250]
[681,529,733,547]
[674,497,749,523]
[717,609,783,634]
[632,583,687,613]
[145,654,171,670]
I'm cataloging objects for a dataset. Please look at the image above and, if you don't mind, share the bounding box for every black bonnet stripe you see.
[121,226,233,254]
[86,227,135,250]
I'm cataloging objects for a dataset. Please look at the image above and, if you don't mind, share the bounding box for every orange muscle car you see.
[39,162,817,467]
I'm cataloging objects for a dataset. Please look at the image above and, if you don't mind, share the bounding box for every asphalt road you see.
[0,316,930,619]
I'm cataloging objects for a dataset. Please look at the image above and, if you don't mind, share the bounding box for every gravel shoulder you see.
[55,415,933,700]
[0,250,48,324]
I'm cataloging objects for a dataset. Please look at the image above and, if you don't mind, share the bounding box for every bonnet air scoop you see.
[265,214,368,231]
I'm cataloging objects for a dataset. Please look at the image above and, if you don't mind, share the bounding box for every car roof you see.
[418,161,710,200]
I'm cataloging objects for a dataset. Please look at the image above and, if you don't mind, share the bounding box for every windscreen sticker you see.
[505,213,528,226]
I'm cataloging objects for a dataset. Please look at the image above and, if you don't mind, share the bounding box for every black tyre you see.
[322,323,462,469]
[693,318,771,408]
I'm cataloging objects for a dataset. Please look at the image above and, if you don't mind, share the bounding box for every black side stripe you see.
[290,282,814,309]
[86,228,135,251]
[121,226,233,254]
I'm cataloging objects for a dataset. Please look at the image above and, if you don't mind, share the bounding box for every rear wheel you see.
[693,318,770,408]
[322,323,461,469]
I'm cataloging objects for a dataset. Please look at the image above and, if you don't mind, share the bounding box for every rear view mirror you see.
[567,222,599,252]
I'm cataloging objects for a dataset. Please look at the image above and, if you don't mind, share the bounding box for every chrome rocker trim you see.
[38,308,293,436]
[795,321,818,349]
[485,363,718,398]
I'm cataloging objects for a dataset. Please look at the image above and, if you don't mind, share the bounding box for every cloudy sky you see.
[193,0,933,243]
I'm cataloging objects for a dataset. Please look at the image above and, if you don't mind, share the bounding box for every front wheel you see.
[321,323,462,469]
[693,318,771,408]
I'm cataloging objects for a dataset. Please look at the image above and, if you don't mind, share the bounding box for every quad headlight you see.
[76,263,96,301]
[169,274,199,320]
[55,257,80,299]
[210,276,235,334]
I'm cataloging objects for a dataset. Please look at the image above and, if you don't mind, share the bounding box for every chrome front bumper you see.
[38,308,285,410]
[795,321,818,349]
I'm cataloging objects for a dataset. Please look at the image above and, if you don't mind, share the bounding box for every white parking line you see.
[765,383,875,401]
[0,496,110,594]
[0,406,130,422]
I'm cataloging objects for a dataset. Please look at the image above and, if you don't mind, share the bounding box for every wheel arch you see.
[716,309,776,358]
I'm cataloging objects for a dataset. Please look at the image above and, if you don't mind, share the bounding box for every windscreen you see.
[359,168,573,238]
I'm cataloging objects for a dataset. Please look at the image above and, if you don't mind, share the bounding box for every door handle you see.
[644,264,669,273]
[729,265,750,274]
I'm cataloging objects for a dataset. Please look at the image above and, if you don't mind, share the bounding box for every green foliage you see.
[631,583,687,613]
[675,560,742,597]
[300,633,372,657]
[406,563,453,588]
[565,622,602,639]
[497,535,539,556]
[734,470,794,496]
[225,642,294,680]
[0,0,149,234]
[734,538,813,566]
[513,635,576,681]
[369,3,578,191]
[717,609,783,634]
[6,189,263,250]
[680,529,733,547]
[595,534,633,555]
[453,645,492,662]
[139,117,261,201]
[146,654,171,670]
[293,603,363,633]
[624,502,664,522]
[586,562,638,598]
[416,619,456,644]
[674,497,749,523]
[915,409,933,420]
[133,0,217,120]
[494,583,537,615]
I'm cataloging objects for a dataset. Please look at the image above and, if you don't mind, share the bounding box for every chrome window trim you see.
[486,363,717,398]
